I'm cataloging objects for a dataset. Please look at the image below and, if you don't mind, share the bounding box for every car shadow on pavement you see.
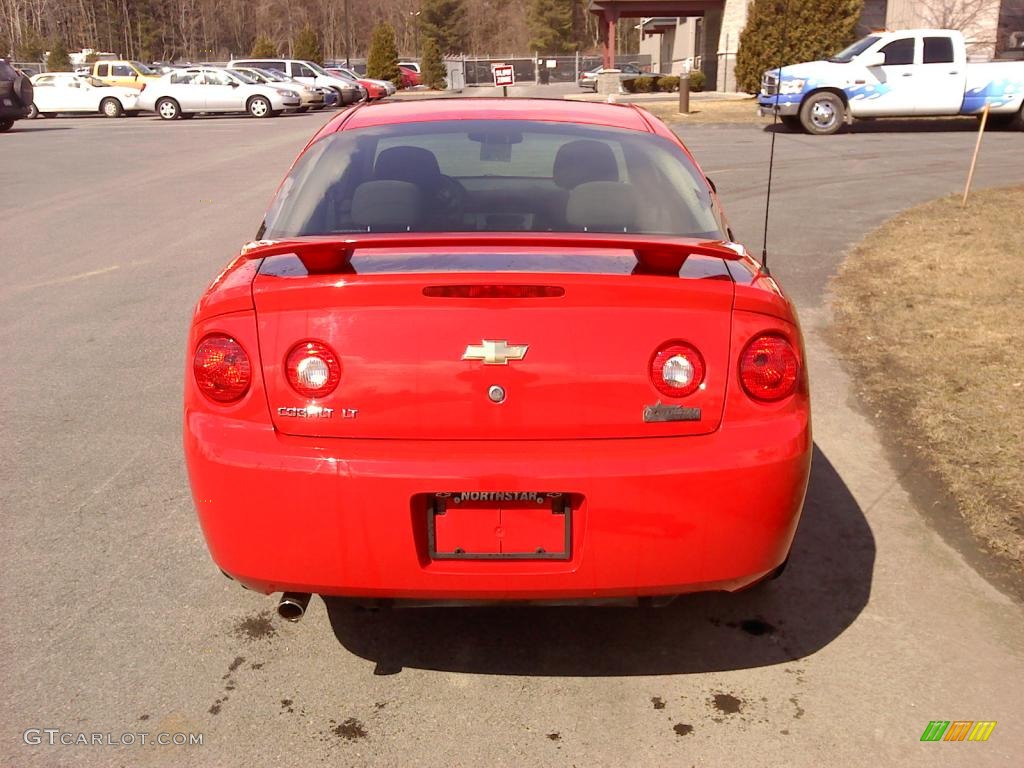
[766,117,982,135]
[8,125,73,133]
[326,444,875,676]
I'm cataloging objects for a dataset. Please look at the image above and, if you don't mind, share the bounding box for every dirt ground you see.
[638,97,774,124]
[829,186,1024,582]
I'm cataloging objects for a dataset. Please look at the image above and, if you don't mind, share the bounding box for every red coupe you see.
[184,99,811,619]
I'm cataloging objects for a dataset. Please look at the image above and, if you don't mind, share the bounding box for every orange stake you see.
[962,104,990,208]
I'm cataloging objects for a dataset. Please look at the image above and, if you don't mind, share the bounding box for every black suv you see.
[1,59,34,132]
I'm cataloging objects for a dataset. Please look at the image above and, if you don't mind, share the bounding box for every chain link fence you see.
[11,61,48,75]
[459,54,652,86]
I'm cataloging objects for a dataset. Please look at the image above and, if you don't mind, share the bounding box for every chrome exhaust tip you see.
[277,592,312,622]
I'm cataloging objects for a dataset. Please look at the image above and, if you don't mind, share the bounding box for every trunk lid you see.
[252,252,735,440]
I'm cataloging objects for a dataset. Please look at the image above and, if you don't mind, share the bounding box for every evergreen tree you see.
[735,0,863,93]
[529,0,576,53]
[420,37,446,90]
[421,0,469,54]
[250,34,278,58]
[292,25,323,64]
[46,39,71,71]
[367,23,402,87]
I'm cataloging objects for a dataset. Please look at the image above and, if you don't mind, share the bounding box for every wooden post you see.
[678,72,690,114]
[962,104,990,208]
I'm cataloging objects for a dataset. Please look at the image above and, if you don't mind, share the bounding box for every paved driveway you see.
[1,110,1021,767]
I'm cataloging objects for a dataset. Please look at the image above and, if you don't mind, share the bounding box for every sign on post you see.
[492,64,515,87]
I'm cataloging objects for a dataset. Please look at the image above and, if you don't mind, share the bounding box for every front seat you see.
[553,139,619,190]
[374,146,443,192]
[374,146,453,228]
[539,140,620,230]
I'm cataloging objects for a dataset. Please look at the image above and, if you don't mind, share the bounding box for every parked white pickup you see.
[757,29,1024,134]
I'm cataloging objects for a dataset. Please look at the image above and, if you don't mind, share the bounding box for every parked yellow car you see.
[89,60,162,90]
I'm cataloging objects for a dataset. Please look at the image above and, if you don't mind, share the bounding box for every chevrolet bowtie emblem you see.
[462,340,529,365]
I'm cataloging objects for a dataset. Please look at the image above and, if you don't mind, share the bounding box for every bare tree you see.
[920,0,999,32]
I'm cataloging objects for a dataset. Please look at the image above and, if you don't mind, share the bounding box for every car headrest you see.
[351,181,422,231]
[565,181,638,232]
[374,146,442,188]
[553,140,619,189]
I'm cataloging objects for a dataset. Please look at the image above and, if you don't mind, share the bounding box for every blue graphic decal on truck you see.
[961,78,1023,114]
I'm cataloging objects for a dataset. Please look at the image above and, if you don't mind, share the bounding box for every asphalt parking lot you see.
[2,107,1022,767]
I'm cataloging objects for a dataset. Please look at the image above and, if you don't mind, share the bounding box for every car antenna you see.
[761,0,792,276]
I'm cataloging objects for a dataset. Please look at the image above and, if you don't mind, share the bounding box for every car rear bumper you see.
[186,411,811,600]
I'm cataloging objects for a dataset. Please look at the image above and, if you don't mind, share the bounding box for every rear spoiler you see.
[240,233,748,276]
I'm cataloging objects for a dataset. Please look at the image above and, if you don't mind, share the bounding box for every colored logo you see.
[920,721,996,742]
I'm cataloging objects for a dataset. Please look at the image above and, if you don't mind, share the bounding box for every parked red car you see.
[399,65,421,88]
[325,67,390,100]
[184,99,811,619]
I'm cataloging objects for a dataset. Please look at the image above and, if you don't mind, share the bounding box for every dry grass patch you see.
[638,98,773,125]
[830,187,1024,578]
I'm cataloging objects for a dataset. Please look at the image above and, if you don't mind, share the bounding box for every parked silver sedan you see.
[232,66,327,112]
[577,63,668,91]
[136,67,301,119]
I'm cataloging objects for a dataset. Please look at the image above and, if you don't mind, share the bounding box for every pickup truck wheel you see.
[156,98,180,120]
[247,96,272,118]
[987,106,1024,131]
[27,104,39,119]
[296,106,308,113]
[100,97,123,118]
[0,118,13,132]
[800,92,844,135]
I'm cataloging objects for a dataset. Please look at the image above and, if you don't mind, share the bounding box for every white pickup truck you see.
[758,29,1024,134]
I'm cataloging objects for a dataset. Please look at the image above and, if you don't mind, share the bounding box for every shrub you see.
[46,39,71,71]
[292,25,322,65]
[420,37,447,90]
[622,77,637,93]
[250,34,278,58]
[632,76,655,93]
[657,75,680,92]
[367,23,402,87]
[689,70,706,92]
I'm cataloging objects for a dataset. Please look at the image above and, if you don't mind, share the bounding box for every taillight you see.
[650,342,705,398]
[286,341,341,398]
[193,335,251,403]
[739,334,799,402]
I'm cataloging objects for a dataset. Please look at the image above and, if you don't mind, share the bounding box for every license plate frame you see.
[427,492,571,560]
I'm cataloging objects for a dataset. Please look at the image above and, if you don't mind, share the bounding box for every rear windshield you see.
[262,119,724,240]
